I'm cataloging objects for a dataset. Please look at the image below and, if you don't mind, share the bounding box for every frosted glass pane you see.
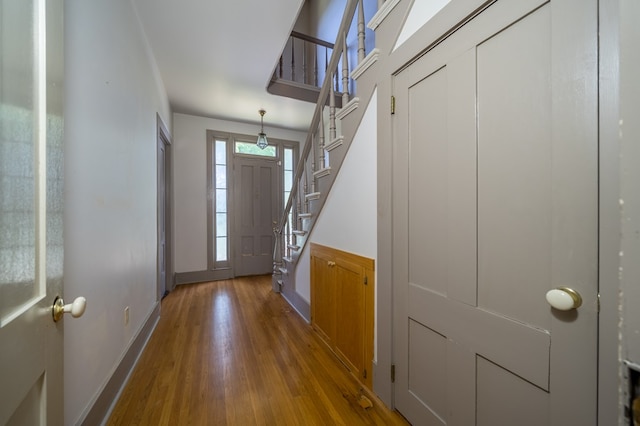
[284,148,293,170]
[215,140,226,164]
[1,0,38,322]
[215,189,226,213]
[216,213,227,237]
[216,237,227,262]
[284,171,293,191]
[215,165,226,188]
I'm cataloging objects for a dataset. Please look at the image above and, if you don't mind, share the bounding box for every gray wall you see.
[64,0,171,423]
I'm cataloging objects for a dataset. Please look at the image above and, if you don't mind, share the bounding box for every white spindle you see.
[329,72,337,141]
[342,37,350,106]
[358,0,366,63]
[303,165,309,213]
[319,111,326,170]
[310,142,317,194]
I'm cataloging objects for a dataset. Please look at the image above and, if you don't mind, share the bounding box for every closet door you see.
[392,1,598,424]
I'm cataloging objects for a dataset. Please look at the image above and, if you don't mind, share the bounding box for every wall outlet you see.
[124,306,130,326]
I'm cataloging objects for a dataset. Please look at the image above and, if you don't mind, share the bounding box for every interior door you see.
[158,135,167,298]
[392,1,598,425]
[0,0,65,423]
[233,156,278,276]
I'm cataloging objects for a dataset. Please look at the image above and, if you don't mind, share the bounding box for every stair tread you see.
[305,192,321,200]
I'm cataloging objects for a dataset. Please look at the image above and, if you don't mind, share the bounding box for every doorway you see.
[157,115,172,299]
[207,132,298,279]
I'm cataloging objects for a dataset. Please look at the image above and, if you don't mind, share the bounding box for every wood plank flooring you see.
[107,275,409,425]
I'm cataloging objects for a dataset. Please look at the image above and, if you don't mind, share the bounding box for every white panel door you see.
[0,0,65,424]
[392,0,598,424]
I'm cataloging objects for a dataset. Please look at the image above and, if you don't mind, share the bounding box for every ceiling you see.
[131,0,316,131]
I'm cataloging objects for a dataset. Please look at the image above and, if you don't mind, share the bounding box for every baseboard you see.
[78,302,160,426]
[281,286,311,322]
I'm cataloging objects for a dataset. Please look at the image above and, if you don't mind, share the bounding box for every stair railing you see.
[274,31,334,88]
[273,0,371,291]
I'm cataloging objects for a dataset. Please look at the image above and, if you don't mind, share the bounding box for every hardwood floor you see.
[107,275,409,425]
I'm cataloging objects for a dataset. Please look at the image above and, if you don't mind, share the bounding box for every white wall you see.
[394,0,451,50]
[295,90,378,302]
[172,112,307,274]
[64,0,171,423]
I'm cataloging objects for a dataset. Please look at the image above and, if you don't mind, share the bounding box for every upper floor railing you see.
[274,31,334,88]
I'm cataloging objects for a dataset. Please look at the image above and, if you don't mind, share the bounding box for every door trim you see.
[157,114,172,299]
[205,130,298,279]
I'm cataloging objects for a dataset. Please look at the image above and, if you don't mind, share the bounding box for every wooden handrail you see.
[290,31,334,49]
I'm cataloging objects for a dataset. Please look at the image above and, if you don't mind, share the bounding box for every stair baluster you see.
[342,37,350,107]
[358,0,366,62]
[329,73,337,142]
[303,158,309,214]
[291,38,296,82]
[319,111,326,170]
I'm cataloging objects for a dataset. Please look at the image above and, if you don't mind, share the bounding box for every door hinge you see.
[597,293,601,313]
[364,275,368,285]
[363,369,367,379]
[391,96,396,115]
[391,364,396,383]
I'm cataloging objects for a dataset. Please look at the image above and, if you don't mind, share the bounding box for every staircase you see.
[272,0,390,315]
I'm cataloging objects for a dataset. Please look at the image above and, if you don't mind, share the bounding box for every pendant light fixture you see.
[256,109,268,149]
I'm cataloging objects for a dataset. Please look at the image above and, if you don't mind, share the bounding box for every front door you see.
[233,157,278,276]
[392,0,598,424]
[0,0,65,423]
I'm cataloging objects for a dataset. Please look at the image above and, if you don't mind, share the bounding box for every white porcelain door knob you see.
[52,296,87,322]
[545,287,582,311]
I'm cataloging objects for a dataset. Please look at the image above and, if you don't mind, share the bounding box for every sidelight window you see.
[214,139,228,264]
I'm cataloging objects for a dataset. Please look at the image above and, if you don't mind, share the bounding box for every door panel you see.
[0,0,64,423]
[234,157,278,276]
[335,257,365,377]
[476,357,549,426]
[408,321,447,424]
[477,6,552,329]
[311,252,335,342]
[392,0,598,424]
